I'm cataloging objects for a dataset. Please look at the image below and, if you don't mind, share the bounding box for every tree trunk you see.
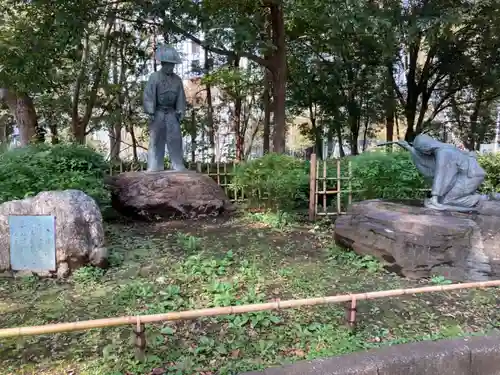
[262,68,271,155]
[385,111,394,142]
[262,15,273,156]
[108,32,127,163]
[204,48,216,163]
[234,99,243,161]
[0,113,8,143]
[326,118,334,158]
[384,72,395,149]
[80,18,115,136]
[334,115,345,157]
[347,96,359,155]
[71,19,115,143]
[269,0,286,154]
[109,124,122,161]
[232,56,244,161]
[49,123,59,144]
[362,116,370,151]
[128,124,138,163]
[190,108,196,163]
[466,86,484,150]
[309,102,322,159]
[313,119,323,160]
[0,89,37,146]
[336,127,345,157]
[71,34,90,143]
[395,115,400,139]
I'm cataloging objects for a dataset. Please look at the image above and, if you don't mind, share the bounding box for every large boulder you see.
[105,170,235,221]
[334,199,500,282]
[0,189,107,278]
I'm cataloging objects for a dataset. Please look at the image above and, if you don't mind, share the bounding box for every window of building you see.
[191,41,200,55]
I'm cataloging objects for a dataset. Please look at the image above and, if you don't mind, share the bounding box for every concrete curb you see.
[241,335,500,375]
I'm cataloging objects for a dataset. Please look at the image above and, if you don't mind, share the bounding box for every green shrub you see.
[225,150,500,213]
[230,153,309,210]
[0,143,109,205]
[348,151,427,201]
[477,153,500,193]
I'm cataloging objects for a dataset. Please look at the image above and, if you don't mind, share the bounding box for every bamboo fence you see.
[309,154,352,220]
[1,280,499,341]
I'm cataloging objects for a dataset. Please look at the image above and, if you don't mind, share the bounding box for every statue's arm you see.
[431,150,457,197]
[176,79,187,122]
[396,140,414,152]
[143,74,157,116]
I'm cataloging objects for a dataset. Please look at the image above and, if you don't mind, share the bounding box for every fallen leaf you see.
[151,368,165,375]
[293,349,306,357]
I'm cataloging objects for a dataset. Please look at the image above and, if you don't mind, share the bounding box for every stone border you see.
[241,335,500,375]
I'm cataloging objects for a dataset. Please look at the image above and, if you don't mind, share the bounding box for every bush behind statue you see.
[348,151,427,201]
[349,151,500,201]
[230,153,310,210]
[230,151,500,210]
[0,144,109,205]
[477,152,500,193]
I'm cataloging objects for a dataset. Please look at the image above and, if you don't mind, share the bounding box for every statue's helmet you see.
[155,44,183,64]
[413,134,443,154]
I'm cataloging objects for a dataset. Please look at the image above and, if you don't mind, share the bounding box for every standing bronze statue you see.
[380,134,499,212]
[143,44,187,171]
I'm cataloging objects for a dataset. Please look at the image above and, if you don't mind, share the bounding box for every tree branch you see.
[430,91,500,121]
[84,97,116,135]
[114,14,270,68]
[416,44,438,92]
[81,16,116,129]
[165,21,270,68]
[388,63,405,106]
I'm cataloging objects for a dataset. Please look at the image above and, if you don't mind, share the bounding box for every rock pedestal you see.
[105,170,235,221]
[334,199,500,281]
[0,190,108,278]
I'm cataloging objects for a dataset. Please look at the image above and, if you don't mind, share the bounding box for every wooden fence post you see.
[309,153,317,221]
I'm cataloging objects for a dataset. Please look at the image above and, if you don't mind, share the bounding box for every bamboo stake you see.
[224,162,228,196]
[322,160,327,215]
[348,160,352,206]
[0,280,499,339]
[216,161,220,186]
[336,159,341,214]
[308,153,317,221]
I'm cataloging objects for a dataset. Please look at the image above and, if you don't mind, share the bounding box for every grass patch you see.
[0,215,499,374]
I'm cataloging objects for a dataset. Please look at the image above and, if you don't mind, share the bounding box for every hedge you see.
[230,151,500,211]
[0,143,109,206]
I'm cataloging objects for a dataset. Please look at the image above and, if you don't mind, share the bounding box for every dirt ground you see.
[0,212,498,375]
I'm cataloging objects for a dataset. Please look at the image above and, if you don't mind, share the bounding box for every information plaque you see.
[9,215,56,272]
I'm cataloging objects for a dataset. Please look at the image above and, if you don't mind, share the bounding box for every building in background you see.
[174,40,204,80]
[479,144,500,154]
